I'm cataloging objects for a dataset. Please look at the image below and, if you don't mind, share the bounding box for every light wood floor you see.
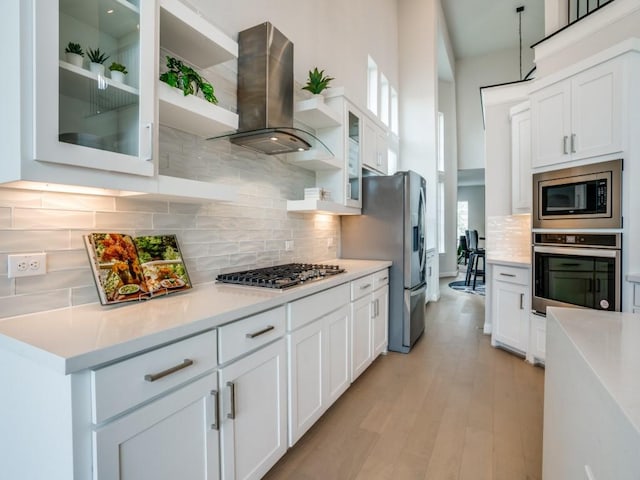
[264,276,545,480]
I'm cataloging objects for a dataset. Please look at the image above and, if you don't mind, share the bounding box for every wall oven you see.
[532,159,622,229]
[532,232,621,315]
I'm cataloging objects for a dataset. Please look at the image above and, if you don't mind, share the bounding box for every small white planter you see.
[313,93,325,103]
[89,62,105,76]
[110,70,126,84]
[65,52,84,68]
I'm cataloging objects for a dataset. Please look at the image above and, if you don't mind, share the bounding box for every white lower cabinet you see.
[92,329,220,480]
[351,294,374,381]
[529,313,546,364]
[287,301,350,446]
[491,265,530,354]
[218,322,287,480]
[93,372,220,480]
[372,282,389,358]
[350,269,389,382]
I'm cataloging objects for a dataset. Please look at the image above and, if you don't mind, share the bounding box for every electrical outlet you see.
[327,237,335,247]
[8,253,47,278]
[285,240,294,252]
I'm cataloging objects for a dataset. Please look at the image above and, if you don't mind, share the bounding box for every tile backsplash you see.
[486,213,532,263]
[0,127,339,319]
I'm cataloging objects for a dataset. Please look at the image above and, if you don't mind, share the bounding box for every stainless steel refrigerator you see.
[341,170,427,353]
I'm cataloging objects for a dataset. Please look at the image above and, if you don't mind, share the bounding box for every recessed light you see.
[297,147,305,152]
[106,8,114,13]
[270,136,278,141]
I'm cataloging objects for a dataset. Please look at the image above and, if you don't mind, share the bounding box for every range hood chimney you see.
[228,22,311,155]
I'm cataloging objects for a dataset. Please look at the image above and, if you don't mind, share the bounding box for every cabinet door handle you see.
[571,133,577,153]
[371,300,376,318]
[500,273,516,277]
[346,182,352,200]
[144,122,153,161]
[245,325,275,338]
[520,293,524,310]
[144,358,193,382]
[376,298,380,317]
[210,390,219,430]
[360,283,372,290]
[563,135,569,154]
[227,381,236,419]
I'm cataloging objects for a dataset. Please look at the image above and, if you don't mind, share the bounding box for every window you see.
[380,74,389,126]
[438,181,445,254]
[457,201,469,239]
[367,56,378,115]
[437,112,445,173]
[390,87,398,135]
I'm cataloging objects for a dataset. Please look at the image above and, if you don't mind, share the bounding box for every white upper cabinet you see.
[531,57,623,169]
[510,102,532,213]
[363,116,388,174]
[34,0,156,177]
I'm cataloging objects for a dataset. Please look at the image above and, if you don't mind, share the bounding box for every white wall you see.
[190,0,399,111]
[398,0,438,253]
[456,47,534,171]
[457,185,485,240]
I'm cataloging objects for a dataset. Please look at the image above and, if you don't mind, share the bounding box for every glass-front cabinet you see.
[346,111,361,206]
[33,0,155,176]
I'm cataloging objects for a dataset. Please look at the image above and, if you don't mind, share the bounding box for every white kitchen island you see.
[544,307,640,480]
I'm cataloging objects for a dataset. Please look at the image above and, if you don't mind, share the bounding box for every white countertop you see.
[0,259,391,374]
[548,307,640,435]
[486,256,531,268]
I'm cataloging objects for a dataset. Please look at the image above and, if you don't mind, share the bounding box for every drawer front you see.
[91,329,217,424]
[218,306,286,364]
[287,284,349,331]
[373,269,389,290]
[493,265,529,286]
[351,274,375,300]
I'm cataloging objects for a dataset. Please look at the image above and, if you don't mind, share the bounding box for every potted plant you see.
[64,42,84,68]
[302,67,334,98]
[159,56,218,104]
[108,62,128,84]
[86,48,110,76]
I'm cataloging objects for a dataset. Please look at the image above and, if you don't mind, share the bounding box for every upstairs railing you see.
[568,0,615,25]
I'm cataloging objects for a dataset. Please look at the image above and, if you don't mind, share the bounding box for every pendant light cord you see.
[517,6,524,80]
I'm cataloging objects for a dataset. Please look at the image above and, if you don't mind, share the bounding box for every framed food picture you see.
[84,233,192,305]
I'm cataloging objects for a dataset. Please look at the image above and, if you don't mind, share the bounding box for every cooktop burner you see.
[216,263,345,289]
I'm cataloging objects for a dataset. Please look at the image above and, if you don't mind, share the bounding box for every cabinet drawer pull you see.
[380,276,388,281]
[571,133,577,153]
[360,283,372,290]
[211,390,219,430]
[245,325,275,338]
[144,358,193,382]
[563,135,569,154]
[227,381,236,419]
[500,273,516,277]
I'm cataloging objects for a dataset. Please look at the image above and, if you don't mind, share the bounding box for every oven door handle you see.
[533,246,619,258]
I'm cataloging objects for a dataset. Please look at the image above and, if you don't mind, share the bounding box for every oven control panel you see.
[533,232,620,248]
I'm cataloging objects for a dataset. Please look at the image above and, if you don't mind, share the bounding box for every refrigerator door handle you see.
[418,187,427,273]
[410,283,427,297]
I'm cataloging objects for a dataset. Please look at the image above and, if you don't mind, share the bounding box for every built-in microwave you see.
[532,159,622,229]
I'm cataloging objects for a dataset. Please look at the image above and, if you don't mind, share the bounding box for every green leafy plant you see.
[108,62,128,75]
[65,42,84,56]
[302,67,334,95]
[86,47,110,64]
[159,56,218,104]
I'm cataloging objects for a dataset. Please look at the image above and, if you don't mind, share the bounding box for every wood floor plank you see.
[263,276,545,480]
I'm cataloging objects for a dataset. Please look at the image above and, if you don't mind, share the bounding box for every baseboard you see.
[439,270,458,278]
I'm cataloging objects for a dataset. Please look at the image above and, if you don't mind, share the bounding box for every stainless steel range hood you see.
[209,22,332,157]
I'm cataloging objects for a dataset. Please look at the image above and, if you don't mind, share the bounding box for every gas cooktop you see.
[216,263,345,289]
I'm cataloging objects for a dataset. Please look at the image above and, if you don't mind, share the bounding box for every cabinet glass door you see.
[346,111,361,206]
[34,0,155,176]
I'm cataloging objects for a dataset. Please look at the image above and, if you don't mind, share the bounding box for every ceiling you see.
[440,0,545,59]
